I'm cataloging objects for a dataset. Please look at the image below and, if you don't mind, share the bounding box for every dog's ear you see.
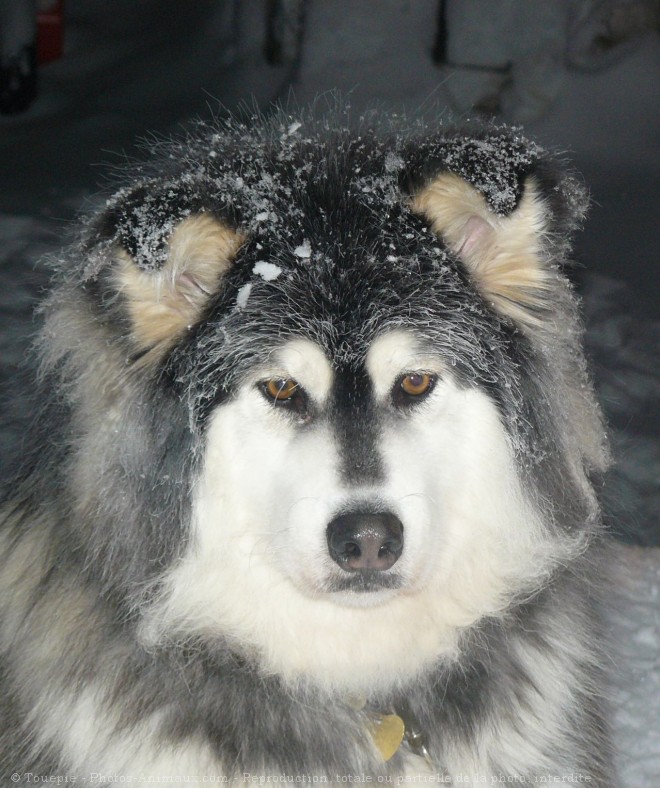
[411,172,554,327]
[114,213,244,358]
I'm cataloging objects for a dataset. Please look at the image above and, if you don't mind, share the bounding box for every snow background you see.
[0,1,657,783]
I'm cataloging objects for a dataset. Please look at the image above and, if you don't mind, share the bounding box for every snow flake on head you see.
[293,240,311,260]
[235,282,252,310]
[286,121,302,136]
[384,151,404,173]
[252,261,282,281]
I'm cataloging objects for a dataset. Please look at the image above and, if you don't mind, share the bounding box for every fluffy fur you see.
[0,112,616,785]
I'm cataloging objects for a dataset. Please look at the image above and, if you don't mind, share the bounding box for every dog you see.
[0,112,616,785]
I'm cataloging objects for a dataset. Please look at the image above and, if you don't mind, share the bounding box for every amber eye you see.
[264,378,299,402]
[399,372,434,398]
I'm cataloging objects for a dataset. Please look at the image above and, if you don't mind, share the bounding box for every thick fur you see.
[0,112,616,785]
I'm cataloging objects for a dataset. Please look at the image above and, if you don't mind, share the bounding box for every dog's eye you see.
[393,372,435,406]
[400,372,432,396]
[264,378,299,402]
[261,378,310,418]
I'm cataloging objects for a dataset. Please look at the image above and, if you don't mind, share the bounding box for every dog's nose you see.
[326,512,404,572]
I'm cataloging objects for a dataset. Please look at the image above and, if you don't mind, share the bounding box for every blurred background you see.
[0,0,658,781]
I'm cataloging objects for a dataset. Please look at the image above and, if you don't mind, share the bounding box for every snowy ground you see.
[0,1,658,784]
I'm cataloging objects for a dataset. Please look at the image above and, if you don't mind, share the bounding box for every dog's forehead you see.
[269,331,439,395]
[365,331,440,389]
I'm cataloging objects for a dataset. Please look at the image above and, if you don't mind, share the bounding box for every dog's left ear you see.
[411,172,555,328]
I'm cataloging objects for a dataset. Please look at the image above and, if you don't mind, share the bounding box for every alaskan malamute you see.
[0,113,615,784]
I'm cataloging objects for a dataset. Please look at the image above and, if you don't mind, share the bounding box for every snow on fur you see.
[56,111,599,484]
[75,111,587,277]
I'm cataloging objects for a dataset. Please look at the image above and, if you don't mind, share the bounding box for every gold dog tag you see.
[370,713,405,761]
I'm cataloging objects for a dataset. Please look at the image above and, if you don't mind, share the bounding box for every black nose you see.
[326,512,404,572]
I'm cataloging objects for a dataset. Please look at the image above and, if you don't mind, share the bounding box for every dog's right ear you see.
[113,213,244,360]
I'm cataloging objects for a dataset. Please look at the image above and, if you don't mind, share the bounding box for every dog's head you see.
[46,119,608,692]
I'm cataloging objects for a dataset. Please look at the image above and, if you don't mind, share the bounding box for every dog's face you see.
[73,127,605,693]
[147,323,559,692]
[196,330,519,606]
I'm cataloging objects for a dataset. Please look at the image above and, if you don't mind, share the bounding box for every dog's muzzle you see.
[326,512,404,572]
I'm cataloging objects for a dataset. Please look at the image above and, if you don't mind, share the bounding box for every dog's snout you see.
[326,512,404,572]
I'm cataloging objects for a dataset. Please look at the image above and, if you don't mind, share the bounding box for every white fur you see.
[26,686,221,779]
[142,332,586,695]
